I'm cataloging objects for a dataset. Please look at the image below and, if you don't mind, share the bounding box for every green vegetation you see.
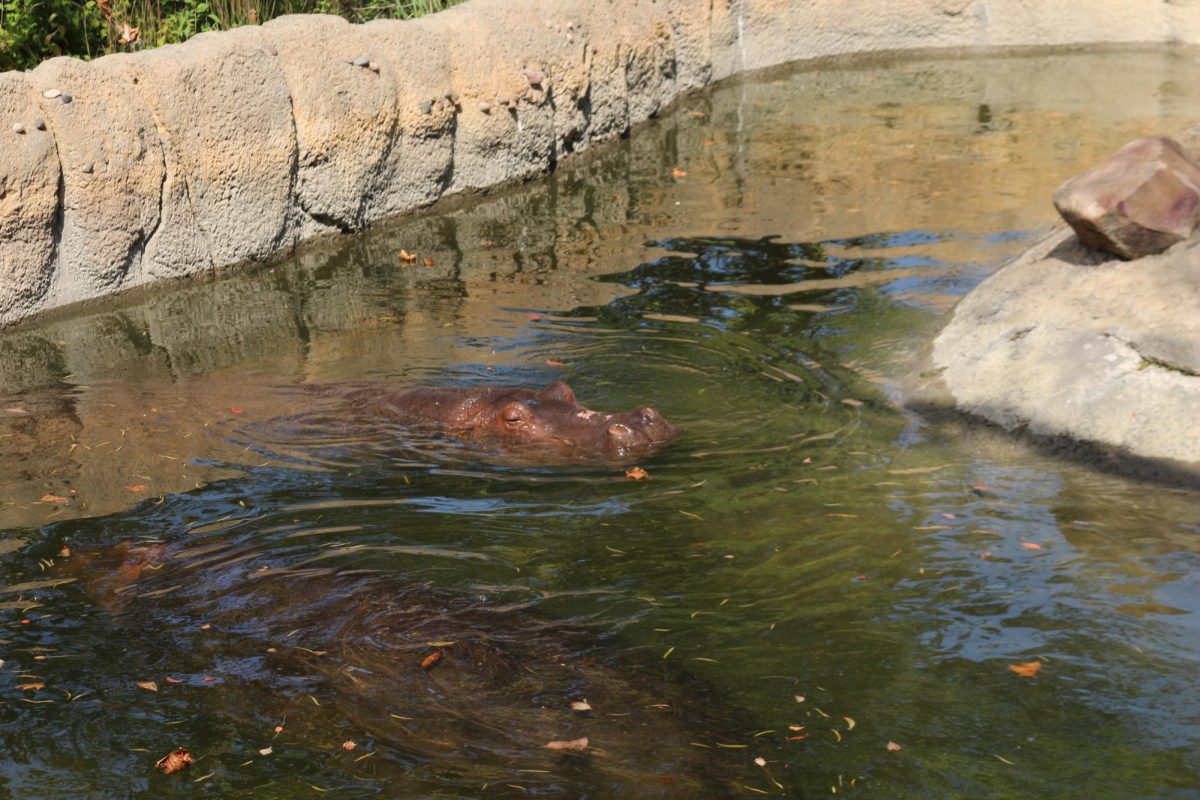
[0,0,460,72]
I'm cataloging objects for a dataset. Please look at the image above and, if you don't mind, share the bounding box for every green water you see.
[1,48,1198,798]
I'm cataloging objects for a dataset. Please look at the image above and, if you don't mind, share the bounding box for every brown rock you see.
[1052,136,1200,260]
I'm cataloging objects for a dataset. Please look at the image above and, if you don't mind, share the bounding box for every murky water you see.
[1,47,1199,798]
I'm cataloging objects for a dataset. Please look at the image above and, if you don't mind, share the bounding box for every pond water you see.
[1,47,1199,798]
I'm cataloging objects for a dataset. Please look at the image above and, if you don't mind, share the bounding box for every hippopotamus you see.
[345,381,677,463]
[55,542,744,796]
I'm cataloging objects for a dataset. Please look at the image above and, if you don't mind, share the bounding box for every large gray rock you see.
[29,57,165,298]
[122,32,297,276]
[256,16,401,234]
[0,72,58,319]
[931,227,1200,465]
[1053,136,1200,260]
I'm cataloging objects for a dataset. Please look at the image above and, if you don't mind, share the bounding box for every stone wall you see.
[2,0,1199,327]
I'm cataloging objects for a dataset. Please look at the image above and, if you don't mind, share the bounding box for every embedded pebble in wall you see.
[82,162,94,174]
[353,55,370,68]
[12,122,25,135]
[33,118,45,131]
[477,100,491,113]
[418,101,433,114]
[496,95,512,108]
[368,62,380,73]
[61,94,73,104]
[42,88,61,99]
[337,56,353,64]
[262,43,278,56]
[523,66,545,87]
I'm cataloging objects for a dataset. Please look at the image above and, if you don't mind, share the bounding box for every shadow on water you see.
[0,47,1199,798]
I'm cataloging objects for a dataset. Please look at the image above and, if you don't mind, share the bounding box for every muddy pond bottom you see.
[0,47,1198,799]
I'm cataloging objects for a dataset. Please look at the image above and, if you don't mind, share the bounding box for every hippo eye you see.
[635,407,657,424]
[500,402,530,425]
[608,423,633,439]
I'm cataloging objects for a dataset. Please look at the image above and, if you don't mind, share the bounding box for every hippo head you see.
[488,381,678,462]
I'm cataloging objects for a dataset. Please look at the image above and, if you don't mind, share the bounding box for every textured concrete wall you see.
[1,0,1198,327]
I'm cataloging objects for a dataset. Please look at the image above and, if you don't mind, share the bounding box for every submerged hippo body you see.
[349,381,677,462]
[58,543,743,795]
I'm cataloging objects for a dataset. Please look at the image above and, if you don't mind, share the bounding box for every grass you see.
[0,0,461,71]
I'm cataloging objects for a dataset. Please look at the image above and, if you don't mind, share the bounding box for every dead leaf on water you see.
[18,682,45,691]
[136,681,158,692]
[671,167,688,179]
[544,736,588,751]
[1009,661,1042,678]
[156,747,194,774]
[886,741,902,752]
[398,250,418,264]
[420,650,443,671]
[40,495,70,505]
[342,740,357,751]
[625,466,649,481]
[1020,542,1043,551]
[570,700,592,712]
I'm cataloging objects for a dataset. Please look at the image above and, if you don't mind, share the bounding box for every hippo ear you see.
[537,381,576,405]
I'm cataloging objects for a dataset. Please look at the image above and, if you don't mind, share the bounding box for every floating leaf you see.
[671,167,688,179]
[1009,661,1042,678]
[17,682,44,691]
[544,359,566,367]
[794,695,805,704]
[126,485,147,493]
[544,736,588,751]
[420,651,442,671]
[259,746,273,756]
[625,467,649,481]
[844,717,855,731]
[342,740,357,751]
[164,676,183,685]
[570,700,592,712]
[1020,542,1043,551]
[273,725,284,735]
[754,757,766,766]
[398,250,418,264]
[422,258,435,267]
[40,494,70,504]
[156,747,194,774]
[136,681,158,692]
[886,741,902,752]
